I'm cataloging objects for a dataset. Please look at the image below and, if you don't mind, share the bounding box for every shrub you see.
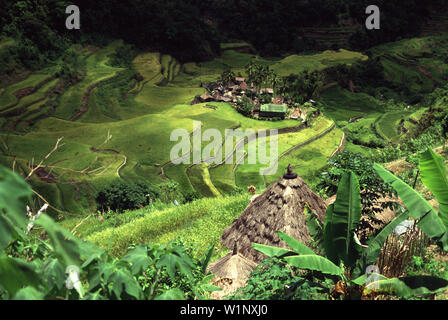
[277,70,325,104]
[230,257,331,300]
[55,49,86,83]
[95,181,159,213]
[317,151,396,216]
[183,190,201,203]
[157,181,183,204]
[235,95,253,116]
[108,43,137,67]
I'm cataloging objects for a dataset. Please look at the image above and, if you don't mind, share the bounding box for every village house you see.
[259,104,287,119]
[290,108,303,120]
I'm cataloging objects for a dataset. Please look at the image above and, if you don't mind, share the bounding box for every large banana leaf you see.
[328,171,362,267]
[351,273,388,286]
[365,275,448,298]
[419,148,448,226]
[277,231,316,255]
[364,211,410,265]
[0,166,32,251]
[323,204,339,264]
[284,255,343,276]
[252,243,295,258]
[374,163,447,247]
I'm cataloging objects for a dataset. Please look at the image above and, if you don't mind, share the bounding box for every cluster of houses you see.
[192,77,256,104]
[191,77,315,122]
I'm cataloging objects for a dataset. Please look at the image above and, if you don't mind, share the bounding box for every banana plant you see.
[323,171,362,268]
[253,170,448,298]
[373,147,448,251]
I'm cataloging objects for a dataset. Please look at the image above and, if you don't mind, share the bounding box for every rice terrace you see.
[2,0,448,305]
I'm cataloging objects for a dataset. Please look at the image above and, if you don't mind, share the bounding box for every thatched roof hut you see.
[207,244,258,299]
[221,165,327,263]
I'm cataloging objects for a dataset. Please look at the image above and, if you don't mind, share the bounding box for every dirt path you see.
[116,155,127,178]
[330,131,346,158]
[259,123,336,175]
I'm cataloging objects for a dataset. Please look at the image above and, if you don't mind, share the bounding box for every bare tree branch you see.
[26,137,65,181]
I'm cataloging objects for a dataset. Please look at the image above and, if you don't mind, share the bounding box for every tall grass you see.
[376,222,430,278]
[84,194,250,258]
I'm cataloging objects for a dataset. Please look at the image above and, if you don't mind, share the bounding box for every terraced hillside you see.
[368,36,448,99]
[301,24,361,49]
[422,4,448,36]
[318,35,448,156]
[2,33,447,215]
[0,42,369,214]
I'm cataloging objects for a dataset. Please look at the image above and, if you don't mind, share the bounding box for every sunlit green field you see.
[1,36,444,219]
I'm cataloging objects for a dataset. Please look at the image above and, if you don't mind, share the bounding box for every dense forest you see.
[0,0,446,71]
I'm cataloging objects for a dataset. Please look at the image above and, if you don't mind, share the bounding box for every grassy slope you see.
[271,49,368,76]
[0,73,51,110]
[233,116,338,189]
[67,194,252,259]
[54,41,124,120]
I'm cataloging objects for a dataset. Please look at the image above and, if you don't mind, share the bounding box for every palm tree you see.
[220,69,235,86]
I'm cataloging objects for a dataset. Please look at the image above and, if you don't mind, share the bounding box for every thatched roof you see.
[207,245,258,299]
[221,166,327,262]
[208,250,257,281]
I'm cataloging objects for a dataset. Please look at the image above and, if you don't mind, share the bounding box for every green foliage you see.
[277,70,325,104]
[305,206,324,252]
[407,253,448,280]
[366,276,448,298]
[0,165,218,300]
[0,166,32,251]
[182,190,201,203]
[410,107,448,141]
[374,155,448,250]
[210,0,434,56]
[317,151,396,216]
[108,43,136,68]
[235,94,253,117]
[245,61,277,93]
[419,148,448,226]
[85,194,250,257]
[252,170,447,299]
[426,84,448,107]
[219,69,235,85]
[56,49,86,84]
[230,257,331,300]
[71,0,220,62]
[323,172,362,268]
[363,210,409,265]
[373,124,446,163]
[157,181,184,204]
[95,181,160,213]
